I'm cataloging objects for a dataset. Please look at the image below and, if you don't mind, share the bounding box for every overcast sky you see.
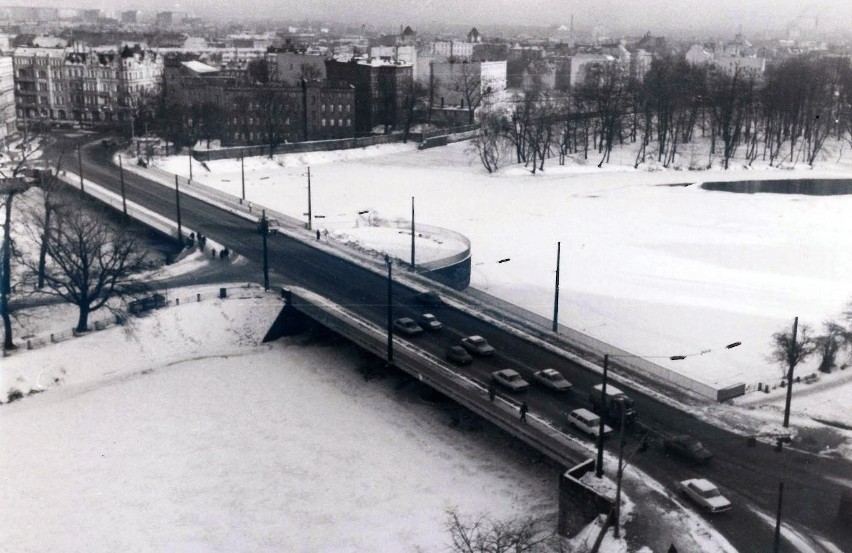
[68,0,852,34]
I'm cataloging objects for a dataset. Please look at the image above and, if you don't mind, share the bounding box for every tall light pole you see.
[118,155,127,218]
[386,254,394,365]
[783,316,799,428]
[306,165,312,231]
[595,354,609,477]
[410,196,415,270]
[188,149,193,182]
[77,145,85,192]
[552,241,561,332]
[261,210,269,291]
[174,175,183,247]
[613,398,627,538]
[241,149,246,201]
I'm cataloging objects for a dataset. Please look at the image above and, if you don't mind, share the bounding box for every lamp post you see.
[783,316,798,428]
[188,149,193,182]
[118,155,127,218]
[553,241,561,332]
[77,145,84,192]
[260,210,269,291]
[386,254,393,365]
[241,149,246,202]
[613,398,627,538]
[410,196,415,270]
[773,481,784,553]
[306,165,312,231]
[174,175,183,247]
[595,354,610,477]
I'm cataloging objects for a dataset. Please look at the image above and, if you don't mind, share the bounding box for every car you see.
[491,369,530,392]
[532,368,573,392]
[567,408,613,438]
[678,479,732,513]
[419,313,442,331]
[663,435,713,463]
[446,345,473,366]
[393,317,424,336]
[414,291,444,307]
[461,335,495,356]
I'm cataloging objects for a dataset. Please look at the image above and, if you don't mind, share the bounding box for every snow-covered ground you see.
[0,279,736,552]
[154,139,852,398]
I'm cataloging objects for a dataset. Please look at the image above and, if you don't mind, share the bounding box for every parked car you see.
[663,435,713,463]
[393,317,424,336]
[419,313,442,331]
[446,345,473,366]
[491,369,530,392]
[413,291,444,307]
[532,368,573,392]
[678,479,732,513]
[567,408,613,438]
[461,335,495,356]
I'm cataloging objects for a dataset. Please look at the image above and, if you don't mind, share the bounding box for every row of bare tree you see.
[472,54,852,174]
[1,140,152,352]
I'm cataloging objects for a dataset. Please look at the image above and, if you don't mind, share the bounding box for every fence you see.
[3,284,262,358]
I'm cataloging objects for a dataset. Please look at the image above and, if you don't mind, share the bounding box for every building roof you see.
[181,60,220,74]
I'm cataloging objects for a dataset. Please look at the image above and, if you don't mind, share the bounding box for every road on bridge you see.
[48,133,852,552]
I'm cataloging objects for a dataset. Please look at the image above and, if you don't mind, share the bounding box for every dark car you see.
[447,346,473,366]
[461,335,495,356]
[393,317,424,336]
[419,313,442,331]
[663,435,713,463]
[414,291,444,307]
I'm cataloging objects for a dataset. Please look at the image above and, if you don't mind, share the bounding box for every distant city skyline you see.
[13,0,852,36]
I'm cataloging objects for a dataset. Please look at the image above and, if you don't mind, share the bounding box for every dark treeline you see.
[472,54,852,174]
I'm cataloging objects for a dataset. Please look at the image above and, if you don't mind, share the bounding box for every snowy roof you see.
[181,60,220,74]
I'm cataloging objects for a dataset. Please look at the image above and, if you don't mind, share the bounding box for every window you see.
[339,119,343,127]
[338,104,342,112]
[347,118,351,127]
[321,118,326,127]
[321,104,325,112]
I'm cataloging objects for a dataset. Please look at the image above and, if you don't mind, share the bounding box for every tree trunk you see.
[76,304,90,333]
[37,204,51,289]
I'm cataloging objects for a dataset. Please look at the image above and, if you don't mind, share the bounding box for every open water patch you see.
[701,179,852,196]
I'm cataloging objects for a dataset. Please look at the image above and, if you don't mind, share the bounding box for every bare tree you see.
[469,108,507,173]
[769,322,816,379]
[445,508,554,553]
[814,322,845,373]
[452,61,489,125]
[25,204,152,332]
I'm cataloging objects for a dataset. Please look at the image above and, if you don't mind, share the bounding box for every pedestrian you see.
[316,229,321,240]
[519,401,528,423]
[488,381,496,402]
[223,247,230,260]
[211,248,217,259]
[219,248,226,261]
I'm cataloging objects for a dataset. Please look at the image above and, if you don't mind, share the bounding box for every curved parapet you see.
[379,219,471,290]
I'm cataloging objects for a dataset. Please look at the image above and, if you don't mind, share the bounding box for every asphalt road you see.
[50,133,852,552]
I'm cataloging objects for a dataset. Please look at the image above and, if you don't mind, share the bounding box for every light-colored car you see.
[393,317,424,336]
[461,335,495,356]
[491,369,530,392]
[532,368,573,392]
[419,313,442,331]
[679,479,732,513]
[567,408,613,438]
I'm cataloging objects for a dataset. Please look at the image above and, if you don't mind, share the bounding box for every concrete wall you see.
[557,459,614,536]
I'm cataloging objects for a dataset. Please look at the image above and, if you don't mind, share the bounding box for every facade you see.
[0,55,15,143]
[432,41,474,60]
[325,59,413,134]
[273,51,327,84]
[14,44,163,125]
[569,53,615,88]
[429,59,507,109]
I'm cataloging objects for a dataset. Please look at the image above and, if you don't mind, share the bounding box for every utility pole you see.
[773,481,784,552]
[410,196,415,270]
[118,155,127,218]
[188,150,193,182]
[386,255,393,365]
[614,399,626,538]
[552,241,561,332]
[174,175,183,247]
[261,210,269,291]
[77,145,84,192]
[596,354,609,478]
[241,150,246,201]
[306,165,312,231]
[783,317,798,428]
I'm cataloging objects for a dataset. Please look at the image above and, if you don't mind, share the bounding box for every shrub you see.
[7,388,24,403]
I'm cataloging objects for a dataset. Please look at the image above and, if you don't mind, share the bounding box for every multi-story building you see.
[272,51,327,84]
[325,58,413,134]
[14,44,163,125]
[428,59,507,109]
[0,55,16,144]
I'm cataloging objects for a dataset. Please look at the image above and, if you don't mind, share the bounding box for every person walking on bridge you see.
[519,401,528,423]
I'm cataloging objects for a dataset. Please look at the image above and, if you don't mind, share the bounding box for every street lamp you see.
[595,341,742,478]
[386,254,394,365]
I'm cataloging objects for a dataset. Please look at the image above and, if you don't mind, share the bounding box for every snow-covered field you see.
[155,139,852,397]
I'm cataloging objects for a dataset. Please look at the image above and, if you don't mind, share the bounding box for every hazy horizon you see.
[23,0,852,36]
